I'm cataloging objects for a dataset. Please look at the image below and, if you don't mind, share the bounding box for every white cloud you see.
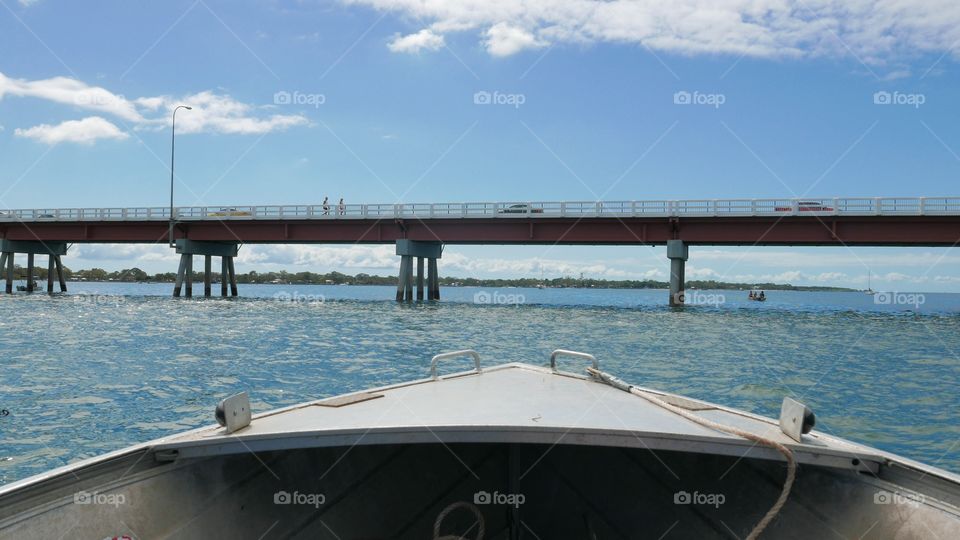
[881,69,913,81]
[0,72,142,121]
[388,28,446,53]
[72,244,175,263]
[58,243,960,290]
[485,23,547,56]
[134,96,165,110]
[0,71,309,143]
[236,245,643,279]
[441,251,636,278]
[346,0,960,63]
[686,267,721,279]
[14,117,129,145]
[138,91,309,135]
[692,249,960,270]
[685,268,945,287]
[238,244,397,268]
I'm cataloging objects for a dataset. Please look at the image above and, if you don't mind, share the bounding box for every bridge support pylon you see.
[667,240,688,307]
[395,240,442,302]
[173,240,239,298]
[0,240,68,294]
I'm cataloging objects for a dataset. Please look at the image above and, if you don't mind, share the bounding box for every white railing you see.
[0,198,957,222]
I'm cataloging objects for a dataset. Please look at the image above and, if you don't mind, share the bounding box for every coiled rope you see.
[587,367,796,540]
[433,500,485,540]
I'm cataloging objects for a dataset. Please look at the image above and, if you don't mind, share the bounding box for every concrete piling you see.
[395,255,408,301]
[185,255,193,298]
[26,253,35,292]
[0,240,68,294]
[1,252,10,294]
[5,253,12,294]
[667,239,688,307]
[227,257,238,297]
[221,257,228,297]
[428,258,439,300]
[54,256,66,292]
[204,255,212,297]
[174,255,187,297]
[395,240,442,302]
[403,256,414,302]
[47,256,54,293]
[416,257,425,301]
[172,240,240,298]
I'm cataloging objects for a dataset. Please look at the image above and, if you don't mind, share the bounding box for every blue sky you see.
[2,0,960,290]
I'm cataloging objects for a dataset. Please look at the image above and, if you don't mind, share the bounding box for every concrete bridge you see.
[1,197,959,304]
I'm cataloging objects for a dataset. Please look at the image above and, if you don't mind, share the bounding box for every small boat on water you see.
[2,350,959,538]
[748,288,767,302]
[865,271,877,295]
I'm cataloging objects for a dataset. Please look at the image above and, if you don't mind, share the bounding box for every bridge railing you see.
[3,198,960,222]
[920,197,960,215]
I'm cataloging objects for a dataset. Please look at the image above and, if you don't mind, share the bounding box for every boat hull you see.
[2,362,959,538]
[3,441,959,539]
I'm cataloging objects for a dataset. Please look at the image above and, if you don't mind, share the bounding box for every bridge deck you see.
[1,198,959,246]
[1,197,960,222]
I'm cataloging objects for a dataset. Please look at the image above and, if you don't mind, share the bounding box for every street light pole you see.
[169,105,192,247]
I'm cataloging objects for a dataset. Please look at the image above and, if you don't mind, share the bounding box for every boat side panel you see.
[1,443,958,539]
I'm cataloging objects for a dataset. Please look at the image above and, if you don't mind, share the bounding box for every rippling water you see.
[1,283,959,486]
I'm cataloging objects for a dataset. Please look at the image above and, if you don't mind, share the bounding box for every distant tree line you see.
[8,266,851,291]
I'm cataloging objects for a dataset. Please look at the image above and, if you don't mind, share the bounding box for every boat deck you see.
[153,362,883,473]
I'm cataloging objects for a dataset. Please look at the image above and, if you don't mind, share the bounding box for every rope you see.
[587,368,795,540]
[433,501,485,540]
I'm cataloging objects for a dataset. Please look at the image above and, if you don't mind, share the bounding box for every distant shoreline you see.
[64,280,857,292]
[27,267,859,292]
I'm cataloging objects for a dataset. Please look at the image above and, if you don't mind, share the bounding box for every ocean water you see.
[1,283,959,486]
